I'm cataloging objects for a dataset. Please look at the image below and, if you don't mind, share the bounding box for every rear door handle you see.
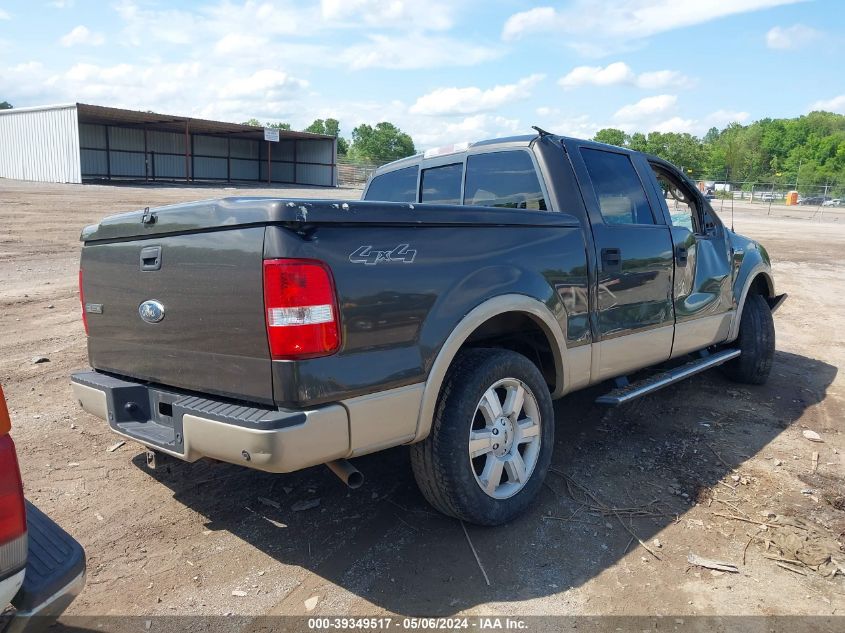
[675,245,688,267]
[601,247,622,272]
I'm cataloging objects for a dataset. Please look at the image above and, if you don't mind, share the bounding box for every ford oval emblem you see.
[139,300,165,324]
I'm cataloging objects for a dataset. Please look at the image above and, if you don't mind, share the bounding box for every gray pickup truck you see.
[71,131,785,525]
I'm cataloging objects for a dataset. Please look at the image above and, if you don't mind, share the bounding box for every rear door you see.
[566,143,675,381]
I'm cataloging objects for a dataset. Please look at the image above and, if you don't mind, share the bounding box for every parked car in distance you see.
[821,198,841,207]
[71,131,785,526]
[0,386,85,632]
[799,195,828,205]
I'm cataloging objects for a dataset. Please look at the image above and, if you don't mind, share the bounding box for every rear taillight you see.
[263,259,340,359]
[0,386,27,577]
[0,386,9,436]
[0,435,26,546]
[79,268,88,335]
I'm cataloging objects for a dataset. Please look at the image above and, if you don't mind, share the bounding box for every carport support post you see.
[104,125,111,181]
[143,124,148,182]
[227,137,231,183]
[267,140,271,185]
[293,140,298,185]
[184,120,190,182]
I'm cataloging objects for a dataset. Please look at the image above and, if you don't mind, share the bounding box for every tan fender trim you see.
[411,294,567,443]
[342,382,424,457]
[727,265,774,342]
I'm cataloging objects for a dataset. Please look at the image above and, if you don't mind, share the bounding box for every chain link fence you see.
[336,158,383,188]
[683,176,845,220]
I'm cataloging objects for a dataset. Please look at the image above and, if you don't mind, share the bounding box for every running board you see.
[595,348,741,407]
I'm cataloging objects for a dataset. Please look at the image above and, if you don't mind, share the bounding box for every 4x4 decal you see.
[349,244,417,265]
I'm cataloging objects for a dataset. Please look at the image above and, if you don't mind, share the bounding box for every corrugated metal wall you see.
[79,124,334,186]
[0,105,82,183]
[0,109,335,186]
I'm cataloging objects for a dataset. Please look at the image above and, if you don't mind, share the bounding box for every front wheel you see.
[722,293,775,385]
[410,348,554,526]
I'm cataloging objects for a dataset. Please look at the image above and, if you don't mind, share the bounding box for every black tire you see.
[410,348,554,526]
[722,293,775,385]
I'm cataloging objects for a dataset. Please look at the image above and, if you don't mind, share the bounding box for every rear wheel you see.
[723,293,775,385]
[410,348,554,526]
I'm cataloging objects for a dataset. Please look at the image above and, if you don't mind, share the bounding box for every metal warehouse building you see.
[0,103,337,186]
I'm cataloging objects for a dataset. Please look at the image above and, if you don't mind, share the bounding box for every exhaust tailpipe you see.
[326,459,364,489]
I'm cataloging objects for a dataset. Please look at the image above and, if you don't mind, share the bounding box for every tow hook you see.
[326,459,364,489]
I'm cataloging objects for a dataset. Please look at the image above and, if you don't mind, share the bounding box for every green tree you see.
[0,101,12,110]
[593,128,628,147]
[348,122,415,163]
[304,118,339,136]
[304,118,349,156]
[643,132,705,174]
[242,118,291,130]
[628,132,648,152]
[703,127,719,145]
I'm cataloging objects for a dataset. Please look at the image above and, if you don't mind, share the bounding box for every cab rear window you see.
[364,166,419,203]
[464,151,546,210]
[420,163,462,205]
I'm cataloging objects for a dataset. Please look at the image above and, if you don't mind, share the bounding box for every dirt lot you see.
[1,179,843,620]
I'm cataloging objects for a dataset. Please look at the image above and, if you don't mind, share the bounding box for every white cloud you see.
[59,25,105,47]
[220,69,308,99]
[0,9,10,20]
[410,75,545,116]
[765,24,821,49]
[320,0,455,31]
[705,109,750,126]
[653,116,695,133]
[412,114,523,149]
[810,95,845,114]
[559,62,693,89]
[502,7,556,41]
[559,62,635,87]
[2,0,501,136]
[114,1,201,46]
[503,0,804,53]
[2,59,309,124]
[614,94,677,121]
[49,0,75,7]
[110,1,495,71]
[636,69,694,90]
[340,34,499,70]
[213,33,269,56]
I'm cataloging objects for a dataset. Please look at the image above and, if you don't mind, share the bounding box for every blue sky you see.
[0,0,843,148]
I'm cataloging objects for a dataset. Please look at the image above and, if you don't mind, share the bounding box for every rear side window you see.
[581,148,655,225]
[420,163,462,205]
[464,151,547,210]
[364,166,419,202]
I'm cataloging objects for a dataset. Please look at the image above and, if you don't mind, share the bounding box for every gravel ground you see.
[0,178,842,620]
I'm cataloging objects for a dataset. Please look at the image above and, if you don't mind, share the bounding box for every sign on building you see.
[264,128,280,142]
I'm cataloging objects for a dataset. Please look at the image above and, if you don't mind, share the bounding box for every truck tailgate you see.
[81,227,272,404]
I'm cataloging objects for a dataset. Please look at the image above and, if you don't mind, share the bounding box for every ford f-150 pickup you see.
[71,131,785,525]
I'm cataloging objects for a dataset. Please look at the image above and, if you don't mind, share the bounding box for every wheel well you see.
[460,312,558,390]
[747,273,773,297]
